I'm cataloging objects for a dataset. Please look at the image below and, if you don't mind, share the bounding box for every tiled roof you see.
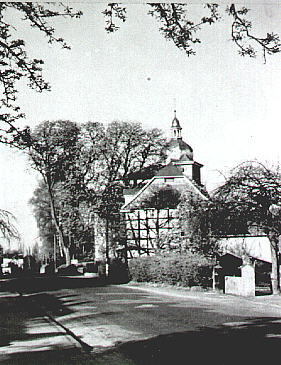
[127,164,163,181]
[155,164,183,177]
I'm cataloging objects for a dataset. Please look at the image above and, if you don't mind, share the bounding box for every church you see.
[120,111,208,258]
[119,112,271,265]
[91,110,271,273]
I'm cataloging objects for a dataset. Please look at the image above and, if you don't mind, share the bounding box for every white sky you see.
[1,2,281,250]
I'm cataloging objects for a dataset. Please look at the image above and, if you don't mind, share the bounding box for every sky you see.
[1,2,281,251]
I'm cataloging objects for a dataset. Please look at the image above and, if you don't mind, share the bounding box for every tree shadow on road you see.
[1,347,96,365]
[2,285,281,365]
[0,291,98,363]
[0,293,74,347]
[94,316,281,365]
[0,278,97,358]
[3,315,281,365]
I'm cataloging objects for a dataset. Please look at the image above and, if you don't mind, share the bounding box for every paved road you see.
[1,282,281,364]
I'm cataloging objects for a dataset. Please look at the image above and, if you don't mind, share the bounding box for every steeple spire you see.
[171,110,182,139]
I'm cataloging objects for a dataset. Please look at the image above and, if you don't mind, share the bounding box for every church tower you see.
[166,111,203,185]
[171,110,182,139]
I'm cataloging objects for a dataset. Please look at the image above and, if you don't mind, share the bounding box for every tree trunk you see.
[47,182,70,266]
[268,232,280,294]
[63,246,71,267]
[105,216,109,276]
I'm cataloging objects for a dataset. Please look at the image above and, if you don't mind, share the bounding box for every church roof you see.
[167,138,193,152]
[155,164,183,177]
[166,138,194,161]
[121,167,207,211]
[127,164,163,181]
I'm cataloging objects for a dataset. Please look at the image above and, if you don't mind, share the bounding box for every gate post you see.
[241,262,255,296]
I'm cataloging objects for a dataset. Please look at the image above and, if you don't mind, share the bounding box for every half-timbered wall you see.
[123,208,178,257]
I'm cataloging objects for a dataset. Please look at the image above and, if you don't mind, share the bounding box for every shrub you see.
[128,251,214,288]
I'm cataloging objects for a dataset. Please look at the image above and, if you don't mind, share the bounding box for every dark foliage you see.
[140,185,181,210]
[128,251,213,288]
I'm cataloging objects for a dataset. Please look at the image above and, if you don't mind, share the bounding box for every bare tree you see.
[0,3,280,145]
[103,3,281,62]
[0,3,81,144]
[0,208,19,242]
[213,161,281,294]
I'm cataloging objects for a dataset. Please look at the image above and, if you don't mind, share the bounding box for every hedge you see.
[128,251,214,288]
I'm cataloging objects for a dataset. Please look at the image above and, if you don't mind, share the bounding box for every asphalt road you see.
[1,281,281,364]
